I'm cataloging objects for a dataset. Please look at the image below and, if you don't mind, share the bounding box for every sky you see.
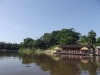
[0,0,100,43]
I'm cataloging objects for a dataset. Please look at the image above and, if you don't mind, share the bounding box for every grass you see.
[19,48,34,55]
[19,45,60,55]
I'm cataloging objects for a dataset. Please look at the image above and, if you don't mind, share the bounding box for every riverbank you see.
[35,49,56,55]
[0,49,18,52]
[19,48,56,55]
[19,45,59,55]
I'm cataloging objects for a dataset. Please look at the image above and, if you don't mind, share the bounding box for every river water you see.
[0,51,100,75]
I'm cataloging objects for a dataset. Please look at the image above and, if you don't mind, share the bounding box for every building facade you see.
[56,45,94,55]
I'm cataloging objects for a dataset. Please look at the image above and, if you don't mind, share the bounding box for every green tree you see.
[96,37,100,46]
[22,38,35,49]
[51,30,61,45]
[87,30,96,44]
[35,39,46,49]
[20,28,80,49]
[0,42,20,50]
[40,28,80,46]
[96,37,100,43]
[59,28,80,44]
[79,35,88,44]
[40,33,52,47]
[40,33,57,47]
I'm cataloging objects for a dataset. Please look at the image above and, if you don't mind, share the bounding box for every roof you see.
[60,45,93,48]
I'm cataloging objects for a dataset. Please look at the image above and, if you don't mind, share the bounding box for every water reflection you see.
[1,51,100,75]
[20,54,100,75]
[0,51,19,57]
[0,52,50,75]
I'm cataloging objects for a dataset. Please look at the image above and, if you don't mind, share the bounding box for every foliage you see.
[35,49,46,55]
[20,28,80,50]
[21,38,35,49]
[0,42,20,50]
[96,37,100,43]
[41,28,80,46]
[87,30,96,44]
[95,37,100,46]
[1,28,100,52]
[20,29,100,50]
[79,30,97,45]
[49,45,60,50]
[60,28,80,44]
[1,28,100,53]
[19,48,34,55]
[79,35,88,44]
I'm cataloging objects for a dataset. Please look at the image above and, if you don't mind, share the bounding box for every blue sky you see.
[0,0,100,43]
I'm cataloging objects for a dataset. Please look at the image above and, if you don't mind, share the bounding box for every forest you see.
[0,28,100,50]
[20,28,100,50]
[0,42,20,50]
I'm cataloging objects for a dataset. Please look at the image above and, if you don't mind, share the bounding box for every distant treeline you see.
[20,28,100,50]
[0,42,20,50]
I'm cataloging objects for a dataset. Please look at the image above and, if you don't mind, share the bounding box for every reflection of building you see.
[96,46,100,55]
[55,45,94,55]
[59,55,92,64]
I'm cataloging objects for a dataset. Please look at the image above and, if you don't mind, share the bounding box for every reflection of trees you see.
[50,61,80,75]
[59,55,98,75]
[81,60,98,75]
[21,54,100,75]
[0,51,19,57]
[21,55,34,64]
[21,54,80,75]
[81,57,98,75]
[1,52,99,75]
[88,62,97,75]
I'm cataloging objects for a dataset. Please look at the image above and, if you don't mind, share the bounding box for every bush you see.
[19,48,34,55]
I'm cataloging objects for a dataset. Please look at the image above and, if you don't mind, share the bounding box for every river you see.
[0,51,100,75]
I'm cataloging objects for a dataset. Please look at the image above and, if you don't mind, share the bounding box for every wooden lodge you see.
[55,45,94,55]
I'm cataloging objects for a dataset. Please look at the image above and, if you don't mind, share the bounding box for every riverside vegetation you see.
[1,28,100,54]
[19,28,100,55]
[0,42,20,51]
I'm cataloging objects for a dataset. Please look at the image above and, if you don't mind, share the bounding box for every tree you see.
[87,30,96,44]
[40,28,80,45]
[22,38,35,49]
[95,37,100,46]
[51,30,61,45]
[20,28,81,49]
[0,42,5,49]
[41,32,59,47]
[35,39,46,49]
[59,28,80,44]
[79,35,88,44]
[40,33,52,48]
[96,37,100,43]
[0,42,20,50]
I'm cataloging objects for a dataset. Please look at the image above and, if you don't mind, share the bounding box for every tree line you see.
[20,28,100,50]
[20,28,80,49]
[1,28,100,50]
[0,42,20,50]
